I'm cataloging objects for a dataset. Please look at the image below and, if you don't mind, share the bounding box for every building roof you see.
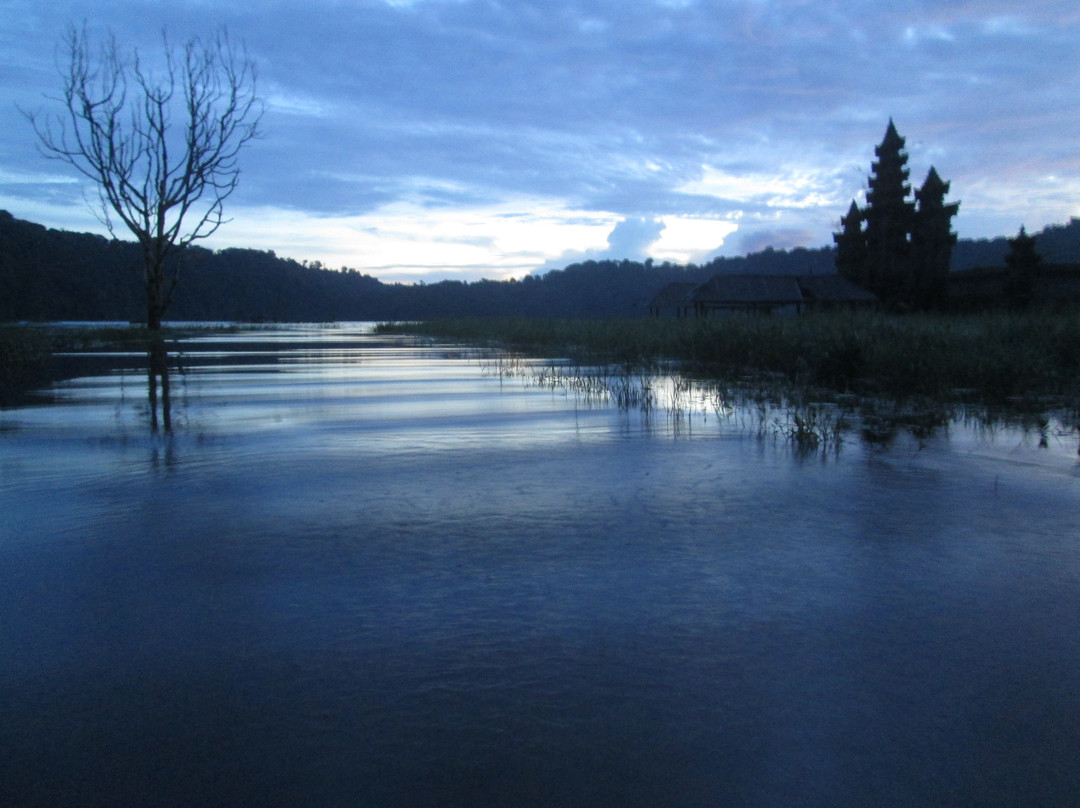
[648,282,699,309]
[795,274,878,303]
[648,273,876,313]
[693,274,805,306]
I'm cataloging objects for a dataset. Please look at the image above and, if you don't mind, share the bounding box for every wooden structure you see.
[649,273,876,317]
[647,283,698,317]
[692,274,805,316]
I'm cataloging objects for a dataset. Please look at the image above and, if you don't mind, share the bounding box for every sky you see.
[1,0,1078,283]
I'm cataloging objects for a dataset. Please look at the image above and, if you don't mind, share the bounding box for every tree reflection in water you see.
[147,338,171,432]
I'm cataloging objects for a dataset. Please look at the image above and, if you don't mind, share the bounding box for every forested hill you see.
[3,209,1079,322]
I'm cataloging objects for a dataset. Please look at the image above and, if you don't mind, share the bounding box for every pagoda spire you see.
[911,166,960,308]
[833,121,960,308]
[863,119,915,301]
[834,200,866,286]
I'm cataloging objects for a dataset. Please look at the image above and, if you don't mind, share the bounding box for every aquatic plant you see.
[775,404,847,452]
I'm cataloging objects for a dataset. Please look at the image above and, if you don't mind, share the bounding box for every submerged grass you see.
[0,323,238,394]
[379,308,1080,409]
[0,326,56,380]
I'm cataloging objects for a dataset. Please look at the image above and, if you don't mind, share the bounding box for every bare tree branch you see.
[22,24,262,328]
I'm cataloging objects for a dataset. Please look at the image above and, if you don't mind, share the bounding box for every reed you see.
[378,308,1080,408]
[0,326,56,380]
[0,323,236,383]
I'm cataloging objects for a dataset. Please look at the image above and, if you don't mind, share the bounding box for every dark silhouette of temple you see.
[835,120,960,309]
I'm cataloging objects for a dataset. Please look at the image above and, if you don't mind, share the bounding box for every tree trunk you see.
[145,254,166,330]
[147,338,171,431]
[144,249,172,427]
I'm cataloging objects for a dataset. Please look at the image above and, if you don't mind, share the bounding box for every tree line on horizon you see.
[3,208,1079,323]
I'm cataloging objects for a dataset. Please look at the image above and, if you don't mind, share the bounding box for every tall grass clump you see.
[0,326,56,381]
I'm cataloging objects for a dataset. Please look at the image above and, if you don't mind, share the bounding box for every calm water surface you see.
[2,324,1079,807]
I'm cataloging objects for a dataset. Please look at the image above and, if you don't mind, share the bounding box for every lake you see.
[2,323,1079,807]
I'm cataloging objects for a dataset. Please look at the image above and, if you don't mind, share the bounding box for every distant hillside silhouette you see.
[3,210,1079,321]
[950,220,1080,270]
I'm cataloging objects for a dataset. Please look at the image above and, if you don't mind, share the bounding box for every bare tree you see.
[24,25,262,329]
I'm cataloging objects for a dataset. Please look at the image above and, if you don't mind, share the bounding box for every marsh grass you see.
[0,326,56,379]
[776,403,848,452]
[379,309,1080,407]
[382,309,1080,452]
[0,323,238,405]
[1,324,179,374]
[485,353,853,451]
[525,361,659,413]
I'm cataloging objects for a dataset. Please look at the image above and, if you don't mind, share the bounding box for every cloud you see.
[1,0,1078,282]
[677,164,846,210]
[732,228,819,256]
[534,216,650,273]
[652,217,739,264]
[605,217,667,259]
[214,197,620,283]
[535,214,737,272]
